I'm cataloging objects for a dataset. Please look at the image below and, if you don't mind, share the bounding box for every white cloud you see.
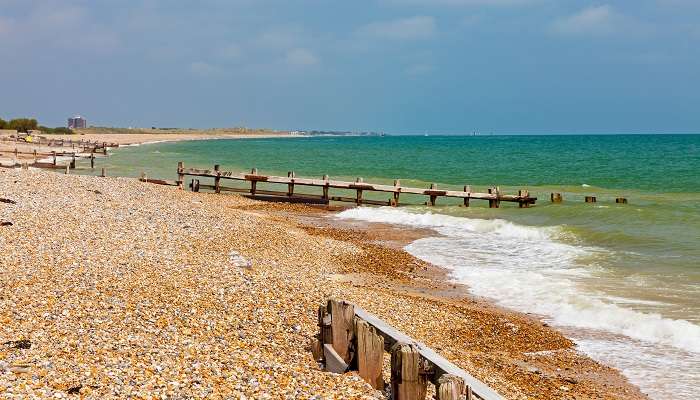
[218,43,242,59]
[357,16,436,40]
[284,48,319,67]
[0,4,119,52]
[385,0,538,6]
[190,61,221,77]
[550,5,617,36]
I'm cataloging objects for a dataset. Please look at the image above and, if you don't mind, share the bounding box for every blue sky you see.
[0,0,698,133]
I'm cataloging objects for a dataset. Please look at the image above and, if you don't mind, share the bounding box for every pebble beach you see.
[0,168,647,399]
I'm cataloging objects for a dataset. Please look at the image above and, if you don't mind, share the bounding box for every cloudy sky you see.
[0,0,698,133]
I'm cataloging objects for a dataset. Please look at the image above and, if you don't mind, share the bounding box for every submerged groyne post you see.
[214,165,221,193]
[177,161,184,189]
[551,193,563,203]
[287,171,295,196]
[428,183,438,206]
[391,343,427,400]
[616,197,628,204]
[322,174,329,202]
[518,189,530,208]
[488,187,500,208]
[100,167,106,177]
[463,185,471,207]
[392,179,401,207]
[355,177,364,205]
[437,374,466,400]
[585,196,597,203]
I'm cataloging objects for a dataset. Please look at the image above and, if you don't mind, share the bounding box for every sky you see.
[0,0,699,134]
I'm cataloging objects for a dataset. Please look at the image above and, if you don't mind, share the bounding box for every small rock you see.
[229,251,252,268]
[67,385,82,395]
[3,339,31,349]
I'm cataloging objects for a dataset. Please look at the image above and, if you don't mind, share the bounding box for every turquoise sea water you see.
[91,134,699,398]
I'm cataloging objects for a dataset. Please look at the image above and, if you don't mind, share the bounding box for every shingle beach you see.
[0,169,646,399]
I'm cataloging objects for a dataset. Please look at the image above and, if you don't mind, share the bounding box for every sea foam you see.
[336,207,700,354]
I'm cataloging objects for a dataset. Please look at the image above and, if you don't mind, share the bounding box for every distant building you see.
[67,115,87,129]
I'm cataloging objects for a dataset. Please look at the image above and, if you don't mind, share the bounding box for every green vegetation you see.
[0,117,74,134]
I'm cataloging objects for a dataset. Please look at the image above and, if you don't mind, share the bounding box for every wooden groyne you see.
[176,162,537,208]
[0,149,102,170]
[313,299,503,400]
[0,135,118,152]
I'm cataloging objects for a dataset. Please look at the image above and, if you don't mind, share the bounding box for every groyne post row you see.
[175,162,537,208]
[0,135,116,154]
[312,299,503,400]
[550,193,628,204]
[0,148,101,170]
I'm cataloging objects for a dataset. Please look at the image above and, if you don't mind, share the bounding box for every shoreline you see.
[0,169,647,398]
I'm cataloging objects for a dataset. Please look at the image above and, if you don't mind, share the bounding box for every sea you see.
[94,134,699,399]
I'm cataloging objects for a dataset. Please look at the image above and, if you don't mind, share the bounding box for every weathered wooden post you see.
[322,174,329,202]
[391,343,427,400]
[90,151,95,169]
[585,196,596,203]
[551,193,563,203]
[33,149,37,162]
[177,161,185,189]
[355,177,364,205]
[355,319,385,390]
[214,165,221,193]
[14,148,18,159]
[392,179,401,207]
[437,374,466,400]
[102,142,108,155]
[250,168,258,195]
[287,171,295,197]
[70,153,76,169]
[65,164,70,175]
[518,189,530,208]
[616,197,628,204]
[52,151,57,166]
[428,183,438,206]
[100,167,106,177]
[329,300,355,365]
[463,185,471,207]
[488,187,500,208]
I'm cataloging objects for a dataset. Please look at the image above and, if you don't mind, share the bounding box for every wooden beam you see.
[437,374,465,400]
[328,300,355,365]
[177,161,184,189]
[391,343,427,400]
[355,177,364,205]
[354,306,503,400]
[355,318,384,390]
[214,164,221,193]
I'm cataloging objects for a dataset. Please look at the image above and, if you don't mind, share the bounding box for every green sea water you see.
[88,134,699,398]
